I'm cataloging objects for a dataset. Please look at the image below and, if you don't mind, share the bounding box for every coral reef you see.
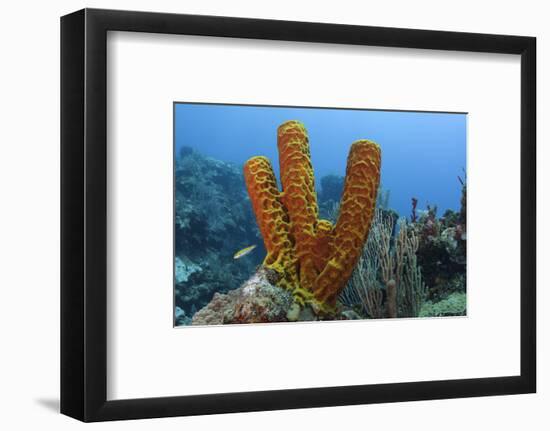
[412,193,466,302]
[243,120,381,310]
[175,306,192,326]
[174,147,264,322]
[420,292,466,317]
[341,177,466,319]
[344,209,427,318]
[176,125,466,325]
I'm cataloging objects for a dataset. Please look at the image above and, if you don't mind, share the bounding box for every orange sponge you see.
[277,121,319,291]
[243,156,298,293]
[313,140,381,304]
[244,121,381,309]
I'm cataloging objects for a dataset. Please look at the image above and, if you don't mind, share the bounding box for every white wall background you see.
[0,0,546,429]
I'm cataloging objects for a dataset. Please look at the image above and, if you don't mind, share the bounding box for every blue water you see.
[175,103,466,217]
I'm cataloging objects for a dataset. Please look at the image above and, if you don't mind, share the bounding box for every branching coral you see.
[343,209,427,318]
[244,120,381,310]
[372,211,427,318]
[346,210,386,318]
[393,220,427,317]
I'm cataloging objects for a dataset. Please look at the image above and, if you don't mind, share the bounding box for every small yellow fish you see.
[233,245,257,259]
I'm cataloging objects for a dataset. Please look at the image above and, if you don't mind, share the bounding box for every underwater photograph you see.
[174,103,467,326]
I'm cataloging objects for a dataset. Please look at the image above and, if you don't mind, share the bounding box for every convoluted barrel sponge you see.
[244,120,381,309]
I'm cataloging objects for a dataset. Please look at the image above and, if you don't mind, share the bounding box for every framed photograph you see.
[61,8,536,422]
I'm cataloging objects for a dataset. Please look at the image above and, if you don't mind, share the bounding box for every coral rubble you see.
[243,120,381,310]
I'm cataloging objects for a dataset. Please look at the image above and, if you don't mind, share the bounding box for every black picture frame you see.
[61,8,536,422]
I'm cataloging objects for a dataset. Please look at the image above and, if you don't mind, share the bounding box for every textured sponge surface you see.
[244,121,381,309]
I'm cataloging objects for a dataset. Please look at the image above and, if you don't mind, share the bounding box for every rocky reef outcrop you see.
[174,146,263,324]
[192,267,362,325]
[191,268,294,325]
